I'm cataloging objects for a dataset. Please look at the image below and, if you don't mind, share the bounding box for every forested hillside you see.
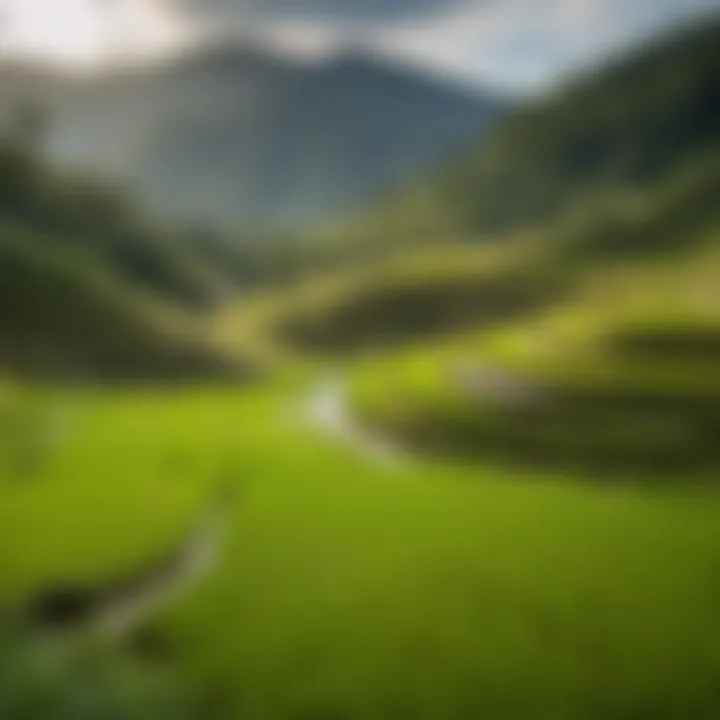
[330,19,719,253]
[257,19,720,355]
[0,140,227,308]
[0,142,242,380]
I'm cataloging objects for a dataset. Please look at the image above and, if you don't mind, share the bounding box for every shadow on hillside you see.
[278,268,574,355]
[382,386,720,481]
[368,327,720,481]
[610,326,720,362]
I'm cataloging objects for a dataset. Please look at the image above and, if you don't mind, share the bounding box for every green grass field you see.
[2,366,720,718]
[2,217,720,718]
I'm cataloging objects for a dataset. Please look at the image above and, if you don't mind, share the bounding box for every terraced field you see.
[2,330,720,719]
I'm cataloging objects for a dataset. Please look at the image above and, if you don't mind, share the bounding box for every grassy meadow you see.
[2,300,720,719]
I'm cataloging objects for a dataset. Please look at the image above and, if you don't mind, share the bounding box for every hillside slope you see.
[0,142,229,309]
[0,231,237,381]
[334,19,719,250]
[0,145,242,381]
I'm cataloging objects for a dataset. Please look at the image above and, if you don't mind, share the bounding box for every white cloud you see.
[0,0,716,86]
[368,0,720,90]
[196,0,719,90]
[255,21,343,61]
[0,0,195,69]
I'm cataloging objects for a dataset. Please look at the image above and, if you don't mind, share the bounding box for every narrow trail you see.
[90,505,224,638]
[306,377,411,467]
[23,365,527,638]
[305,365,537,469]
[26,496,227,639]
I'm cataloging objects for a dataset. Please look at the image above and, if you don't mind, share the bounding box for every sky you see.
[0,0,717,90]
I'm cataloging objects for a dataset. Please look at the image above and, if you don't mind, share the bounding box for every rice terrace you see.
[0,5,720,719]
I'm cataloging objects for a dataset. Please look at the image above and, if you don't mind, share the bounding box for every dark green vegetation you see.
[1,16,720,720]
[326,18,719,251]
[0,231,244,380]
[331,20,720,478]
[260,139,718,360]
[278,260,570,354]
[350,243,720,477]
[251,19,719,365]
[0,141,223,309]
[0,631,198,720]
[445,19,719,237]
[0,142,248,380]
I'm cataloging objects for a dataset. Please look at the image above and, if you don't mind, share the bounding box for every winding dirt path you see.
[28,365,528,639]
[306,378,410,467]
[91,506,224,638]
[28,496,227,639]
[306,365,537,468]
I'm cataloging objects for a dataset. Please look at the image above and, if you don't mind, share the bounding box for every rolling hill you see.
[230,19,719,367]
[329,18,719,252]
[0,143,243,381]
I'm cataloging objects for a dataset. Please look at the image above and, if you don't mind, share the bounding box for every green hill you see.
[233,18,720,477]
[0,231,240,381]
[249,19,719,358]
[349,234,720,476]
[0,144,244,381]
[240,142,718,359]
[0,142,228,309]
[325,18,719,253]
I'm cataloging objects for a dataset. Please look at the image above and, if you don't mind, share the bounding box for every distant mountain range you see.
[0,45,502,232]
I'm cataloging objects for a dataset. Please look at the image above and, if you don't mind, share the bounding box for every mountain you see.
[0,45,502,233]
[335,18,719,251]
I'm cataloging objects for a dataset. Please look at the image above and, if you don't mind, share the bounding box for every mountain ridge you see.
[0,42,503,233]
[327,17,719,253]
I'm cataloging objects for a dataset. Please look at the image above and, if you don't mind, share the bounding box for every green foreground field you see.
[2,370,720,719]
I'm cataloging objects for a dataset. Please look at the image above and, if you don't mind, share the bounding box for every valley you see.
[0,14,719,720]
